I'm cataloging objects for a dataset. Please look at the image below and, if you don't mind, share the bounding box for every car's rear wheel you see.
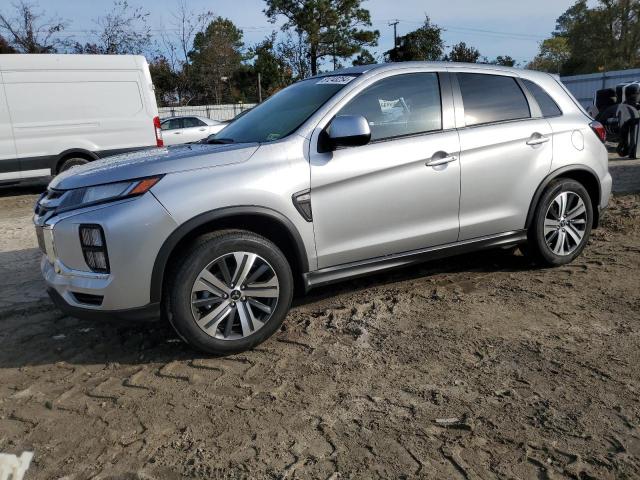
[166,230,293,355]
[527,178,593,266]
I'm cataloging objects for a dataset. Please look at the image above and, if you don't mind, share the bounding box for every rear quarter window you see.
[522,79,562,117]
[457,73,530,126]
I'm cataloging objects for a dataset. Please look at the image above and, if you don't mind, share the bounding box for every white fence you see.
[561,68,640,108]
[158,103,256,122]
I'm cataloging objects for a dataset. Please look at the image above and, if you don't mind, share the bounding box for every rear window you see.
[458,73,530,126]
[522,79,562,117]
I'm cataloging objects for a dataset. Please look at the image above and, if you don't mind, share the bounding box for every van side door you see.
[0,73,19,181]
[452,71,553,240]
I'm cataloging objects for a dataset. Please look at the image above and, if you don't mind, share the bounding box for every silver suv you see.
[34,62,612,354]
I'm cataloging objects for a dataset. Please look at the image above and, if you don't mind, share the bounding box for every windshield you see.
[212,76,358,144]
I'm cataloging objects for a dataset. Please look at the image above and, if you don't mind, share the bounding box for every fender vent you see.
[292,189,312,222]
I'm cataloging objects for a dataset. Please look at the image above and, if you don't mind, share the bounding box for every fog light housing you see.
[79,225,110,273]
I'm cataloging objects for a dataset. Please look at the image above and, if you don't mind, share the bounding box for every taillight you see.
[153,116,164,147]
[590,120,606,143]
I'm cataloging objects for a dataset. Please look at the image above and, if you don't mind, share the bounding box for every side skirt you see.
[303,230,527,291]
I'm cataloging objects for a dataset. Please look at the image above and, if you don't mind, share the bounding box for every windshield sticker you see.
[316,76,356,85]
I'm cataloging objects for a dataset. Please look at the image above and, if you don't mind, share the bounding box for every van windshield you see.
[211,76,358,144]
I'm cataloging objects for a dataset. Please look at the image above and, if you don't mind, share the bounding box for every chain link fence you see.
[158,103,256,122]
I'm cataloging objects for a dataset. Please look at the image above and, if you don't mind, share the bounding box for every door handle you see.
[526,135,550,146]
[426,155,457,167]
[199,128,206,131]
[174,131,181,134]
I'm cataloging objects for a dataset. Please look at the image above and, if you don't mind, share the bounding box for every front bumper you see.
[36,192,178,315]
[47,287,160,321]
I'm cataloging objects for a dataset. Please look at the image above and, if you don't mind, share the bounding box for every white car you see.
[160,116,226,145]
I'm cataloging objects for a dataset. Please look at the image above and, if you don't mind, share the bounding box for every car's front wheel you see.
[166,230,293,355]
[527,178,593,266]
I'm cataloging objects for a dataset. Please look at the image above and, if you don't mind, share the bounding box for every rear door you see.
[0,72,19,181]
[452,71,553,240]
[309,71,461,268]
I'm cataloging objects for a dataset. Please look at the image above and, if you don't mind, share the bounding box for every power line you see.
[376,19,546,41]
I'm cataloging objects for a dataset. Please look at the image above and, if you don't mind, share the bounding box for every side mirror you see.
[326,115,371,150]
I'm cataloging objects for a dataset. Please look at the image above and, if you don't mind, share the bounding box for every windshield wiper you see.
[206,137,235,145]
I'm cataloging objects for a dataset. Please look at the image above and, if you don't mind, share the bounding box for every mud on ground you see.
[0,188,639,479]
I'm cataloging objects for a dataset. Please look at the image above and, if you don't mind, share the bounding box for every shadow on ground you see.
[0,247,534,370]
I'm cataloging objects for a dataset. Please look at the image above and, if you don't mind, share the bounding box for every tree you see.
[352,48,375,66]
[528,36,570,73]
[444,42,480,63]
[156,1,215,105]
[0,1,69,53]
[276,30,311,80]
[232,35,293,103]
[252,34,292,94]
[74,1,152,55]
[385,16,443,62]
[189,17,244,104]
[149,56,178,106]
[493,55,516,67]
[0,34,16,53]
[529,0,640,75]
[264,0,379,76]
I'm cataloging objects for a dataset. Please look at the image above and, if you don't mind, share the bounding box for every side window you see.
[522,79,562,117]
[337,73,442,142]
[184,117,205,128]
[458,73,530,126]
[162,118,183,130]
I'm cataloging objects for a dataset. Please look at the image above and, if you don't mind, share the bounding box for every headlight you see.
[57,176,162,213]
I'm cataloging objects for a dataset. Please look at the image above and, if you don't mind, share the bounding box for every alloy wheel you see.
[190,252,279,340]
[543,191,588,256]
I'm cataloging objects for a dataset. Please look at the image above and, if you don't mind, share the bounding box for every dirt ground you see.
[0,185,639,480]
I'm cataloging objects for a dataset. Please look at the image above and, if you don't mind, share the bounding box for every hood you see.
[50,143,259,190]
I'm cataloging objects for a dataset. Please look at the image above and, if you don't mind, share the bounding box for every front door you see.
[309,72,461,269]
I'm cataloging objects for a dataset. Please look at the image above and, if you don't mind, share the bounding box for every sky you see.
[32,0,581,65]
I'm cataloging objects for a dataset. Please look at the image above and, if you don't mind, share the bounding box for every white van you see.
[0,54,162,183]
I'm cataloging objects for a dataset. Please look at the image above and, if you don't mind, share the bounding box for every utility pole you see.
[389,20,399,48]
[257,72,262,103]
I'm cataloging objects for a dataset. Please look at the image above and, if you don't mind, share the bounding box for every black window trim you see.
[333,71,446,146]
[451,72,536,129]
[519,78,564,119]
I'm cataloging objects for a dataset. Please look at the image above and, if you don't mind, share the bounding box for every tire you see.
[527,178,593,267]
[165,229,294,355]
[58,157,89,173]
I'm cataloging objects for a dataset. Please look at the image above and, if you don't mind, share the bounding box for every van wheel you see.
[527,178,593,267]
[59,157,89,173]
[166,230,293,355]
